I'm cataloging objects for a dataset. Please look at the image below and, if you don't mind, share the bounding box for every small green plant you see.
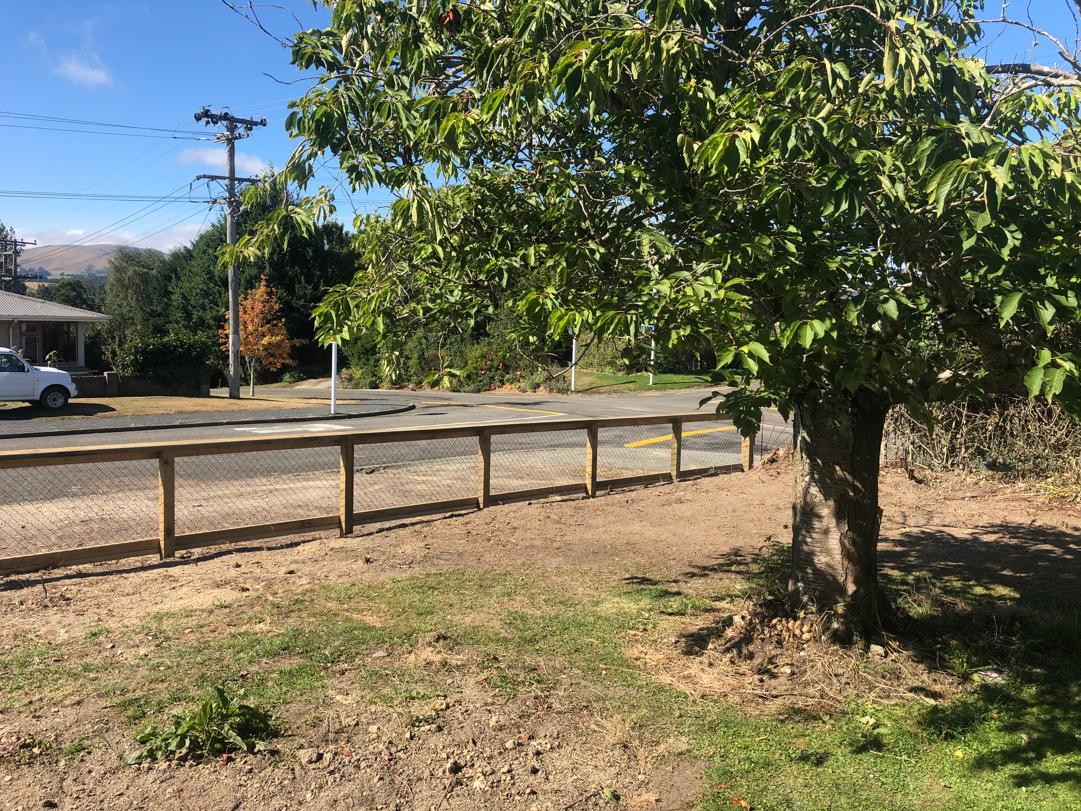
[127,686,276,764]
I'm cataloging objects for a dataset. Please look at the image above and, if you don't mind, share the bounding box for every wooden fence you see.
[0,412,751,577]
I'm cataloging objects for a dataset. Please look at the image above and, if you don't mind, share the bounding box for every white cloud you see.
[178,147,269,176]
[53,55,114,88]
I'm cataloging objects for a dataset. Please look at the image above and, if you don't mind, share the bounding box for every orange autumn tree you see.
[221,275,296,396]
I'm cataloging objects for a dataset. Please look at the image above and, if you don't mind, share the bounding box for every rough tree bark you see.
[789,388,888,642]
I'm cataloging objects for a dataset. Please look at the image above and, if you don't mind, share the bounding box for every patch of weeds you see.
[59,737,93,763]
[0,735,56,765]
[84,626,109,641]
[0,643,77,708]
[128,686,277,764]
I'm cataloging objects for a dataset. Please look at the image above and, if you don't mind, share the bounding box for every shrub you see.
[886,398,1081,500]
[127,686,276,764]
[279,369,307,385]
[113,333,216,387]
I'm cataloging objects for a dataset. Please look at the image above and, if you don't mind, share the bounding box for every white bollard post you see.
[330,340,338,416]
[570,332,577,393]
[649,337,656,386]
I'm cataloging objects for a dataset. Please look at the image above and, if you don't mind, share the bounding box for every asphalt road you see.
[1,385,790,450]
[0,386,790,559]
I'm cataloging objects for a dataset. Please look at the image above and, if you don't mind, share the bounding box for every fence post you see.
[741,434,755,472]
[339,439,355,537]
[585,425,599,497]
[158,453,175,559]
[671,418,683,482]
[477,430,492,508]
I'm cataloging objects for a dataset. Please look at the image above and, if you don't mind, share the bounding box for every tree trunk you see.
[789,389,888,643]
[249,362,256,398]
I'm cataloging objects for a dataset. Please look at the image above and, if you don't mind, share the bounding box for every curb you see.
[0,402,417,441]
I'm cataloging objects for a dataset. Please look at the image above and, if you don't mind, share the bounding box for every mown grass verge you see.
[1,564,1078,809]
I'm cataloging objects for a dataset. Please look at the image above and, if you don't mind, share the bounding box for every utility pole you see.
[193,107,267,399]
[0,233,39,293]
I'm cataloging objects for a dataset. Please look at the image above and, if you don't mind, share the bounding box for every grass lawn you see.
[3,567,1077,809]
[0,469,1078,808]
[571,369,722,393]
[0,394,330,421]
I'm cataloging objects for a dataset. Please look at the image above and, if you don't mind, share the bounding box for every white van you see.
[0,347,78,411]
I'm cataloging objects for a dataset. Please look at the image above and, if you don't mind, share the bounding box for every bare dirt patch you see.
[2,464,1078,810]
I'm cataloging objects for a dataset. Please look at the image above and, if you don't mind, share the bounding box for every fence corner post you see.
[477,430,492,508]
[158,453,175,559]
[671,418,683,483]
[585,424,599,497]
[339,439,355,537]
[741,434,755,472]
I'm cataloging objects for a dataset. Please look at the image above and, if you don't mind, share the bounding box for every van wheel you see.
[40,386,70,411]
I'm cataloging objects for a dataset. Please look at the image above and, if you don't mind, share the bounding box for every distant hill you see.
[19,244,152,279]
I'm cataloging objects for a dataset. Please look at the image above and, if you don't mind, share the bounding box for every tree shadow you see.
[0,402,118,420]
[621,515,1081,789]
[880,520,1081,790]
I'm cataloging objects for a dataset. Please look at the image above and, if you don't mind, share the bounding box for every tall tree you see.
[247,1,1081,640]
[98,248,172,364]
[174,199,356,367]
[34,277,104,312]
[222,275,296,396]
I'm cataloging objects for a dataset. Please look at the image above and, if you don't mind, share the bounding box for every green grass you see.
[1,568,1078,808]
[571,369,720,393]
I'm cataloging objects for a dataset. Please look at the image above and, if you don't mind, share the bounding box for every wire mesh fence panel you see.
[680,424,744,471]
[598,424,675,479]
[756,423,791,457]
[490,429,585,494]
[354,437,478,510]
[175,447,340,535]
[0,460,158,557]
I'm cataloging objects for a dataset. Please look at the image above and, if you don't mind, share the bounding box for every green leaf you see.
[797,322,815,349]
[1024,366,1044,398]
[997,292,1022,326]
[745,341,770,362]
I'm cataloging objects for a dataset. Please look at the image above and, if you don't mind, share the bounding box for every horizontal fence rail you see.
[0,412,763,577]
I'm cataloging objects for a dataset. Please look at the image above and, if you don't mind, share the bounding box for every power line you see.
[0,122,212,141]
[0,110,209,136]
[0,189,212,202]
[21,182,201,264]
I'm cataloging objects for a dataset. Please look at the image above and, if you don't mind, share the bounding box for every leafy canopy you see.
[242,0,1081,431]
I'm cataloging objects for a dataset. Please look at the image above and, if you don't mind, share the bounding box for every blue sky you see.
[0,0,383,252]
[0,1,1077,253]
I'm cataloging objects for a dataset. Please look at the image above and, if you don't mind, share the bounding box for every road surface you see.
[0,386,790,562]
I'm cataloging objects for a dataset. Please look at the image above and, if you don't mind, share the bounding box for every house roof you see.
[0,290,109,323]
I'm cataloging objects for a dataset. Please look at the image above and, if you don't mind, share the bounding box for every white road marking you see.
[235,423,349,434]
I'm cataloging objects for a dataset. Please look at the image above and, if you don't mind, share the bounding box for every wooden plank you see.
[0,411,731,470]
[174,515,340,551]
[679,463,744,479]
[670,418,683,484]
[339,441,354,537]
[353,497,480,526]
[596,472,673,490]
[477,430,492,509]
[0,538,159,577]
[585,426,599,497]
[741,434,755,472]
[158,454,175,559]
[489,483,587,506]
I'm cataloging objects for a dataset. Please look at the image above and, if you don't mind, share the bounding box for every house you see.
[0,290,108,370]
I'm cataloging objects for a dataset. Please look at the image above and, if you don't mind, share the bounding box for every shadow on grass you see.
[0,402,118,420]
[624,518,1081,790]
[881,521,1081,790]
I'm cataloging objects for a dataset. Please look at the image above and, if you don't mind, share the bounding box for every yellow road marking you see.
[479,403,567,416]
[624,425,735,448]
[419,400,455,405]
